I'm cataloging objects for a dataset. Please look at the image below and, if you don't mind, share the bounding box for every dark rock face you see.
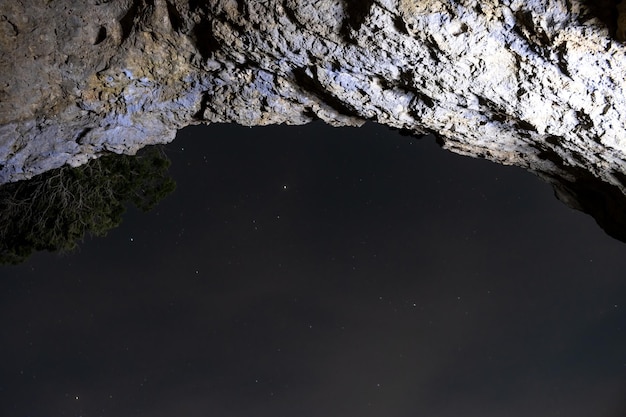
[1,0,626,239]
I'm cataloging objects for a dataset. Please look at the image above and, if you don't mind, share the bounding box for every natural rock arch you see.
[1,0,626,239]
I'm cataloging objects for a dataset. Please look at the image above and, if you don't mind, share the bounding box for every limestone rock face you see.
[1,0,626,237]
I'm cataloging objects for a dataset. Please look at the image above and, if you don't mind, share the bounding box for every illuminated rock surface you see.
[1,0,625,238]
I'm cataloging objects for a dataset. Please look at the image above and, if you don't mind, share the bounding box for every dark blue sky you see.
[1,122,625,417]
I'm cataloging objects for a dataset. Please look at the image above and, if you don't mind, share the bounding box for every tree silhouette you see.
[0,146,176,265]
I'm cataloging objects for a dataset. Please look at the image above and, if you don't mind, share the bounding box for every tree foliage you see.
[0,146,176,265]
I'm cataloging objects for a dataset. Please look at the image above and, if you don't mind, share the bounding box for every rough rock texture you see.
[2,0,626,237]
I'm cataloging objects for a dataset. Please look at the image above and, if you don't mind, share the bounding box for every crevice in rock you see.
[512,10,552,60]
[554,43,570,78]
[119,0,141,43]
[165,0,184,32]
[392,15,408,35]
[193,92,210,121]
[515,119,538,132]
[94,26,107,45]
[414,92,434,109]
[75,128,92,145]
[537,147,566,168]
[576,110,594,130]
[291,66,359,119]
[188,0,206,14]
[236,0,246,16]
[545,135,562,146]
[579,0,620,38]
[341,0,375,41]
[476,96,509,124]
[343,0,375,29]
[191,20,221,60]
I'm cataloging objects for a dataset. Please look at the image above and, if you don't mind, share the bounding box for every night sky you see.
[1,122,625,417]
